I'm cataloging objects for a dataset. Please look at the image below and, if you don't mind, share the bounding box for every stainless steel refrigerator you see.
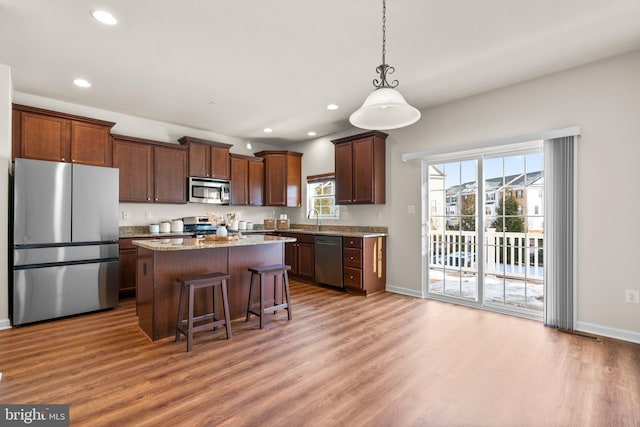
[12,158,119,326]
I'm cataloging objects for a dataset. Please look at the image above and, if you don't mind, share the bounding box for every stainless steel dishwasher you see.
[314,235,343,288]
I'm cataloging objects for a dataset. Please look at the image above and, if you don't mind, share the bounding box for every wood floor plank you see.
[1,281,639,426]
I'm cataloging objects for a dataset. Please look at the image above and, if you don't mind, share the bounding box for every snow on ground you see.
[428,269,544,311]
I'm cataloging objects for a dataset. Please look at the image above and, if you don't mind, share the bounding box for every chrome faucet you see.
[308,208,320,230]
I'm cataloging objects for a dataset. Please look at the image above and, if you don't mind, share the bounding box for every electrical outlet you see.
[625,289,640,304]
[145,211,151,220]
[408,205,416,214]
[121,210,129,220]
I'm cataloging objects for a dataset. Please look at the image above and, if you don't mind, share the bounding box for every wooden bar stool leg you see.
[246,272,255,322]
[213,283,219,331]
[187,284,195,352]
[176,283,186,343]
[259,272,265,329]
[283,269,292,320]
[221,279,232,339]
[272,272,278,315]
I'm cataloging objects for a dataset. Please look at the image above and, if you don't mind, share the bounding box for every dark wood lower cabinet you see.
[281,232,315,282]
[119,235,190,300]
[343,236,386,296]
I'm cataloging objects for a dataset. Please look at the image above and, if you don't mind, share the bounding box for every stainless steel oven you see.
[188,177,230,204]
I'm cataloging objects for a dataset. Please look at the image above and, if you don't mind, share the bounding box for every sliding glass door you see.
[425,146,544,318]
[427,160,480,302]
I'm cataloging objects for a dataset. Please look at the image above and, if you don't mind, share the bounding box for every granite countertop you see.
[120,225,388,239]
[278,229,387,238]
[132,235,296,251]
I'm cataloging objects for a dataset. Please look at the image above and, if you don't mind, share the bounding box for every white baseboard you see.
[0,318,12,330]
[575,321,640,344]
[385,284,424,298]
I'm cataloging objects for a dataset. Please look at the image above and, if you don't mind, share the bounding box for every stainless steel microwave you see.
[188,177,230,204]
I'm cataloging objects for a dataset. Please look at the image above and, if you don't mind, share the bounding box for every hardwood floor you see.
[1,280,639,426]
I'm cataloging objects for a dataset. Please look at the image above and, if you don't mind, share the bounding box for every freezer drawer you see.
[14,243,119,267]
[12,260,118,325]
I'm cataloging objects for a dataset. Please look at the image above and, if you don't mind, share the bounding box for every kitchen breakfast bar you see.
[133,235,296,341]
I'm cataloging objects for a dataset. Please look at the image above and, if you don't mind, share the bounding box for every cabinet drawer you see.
[343,267,362,288]
[343,248,362,268]
[343,237,363,249]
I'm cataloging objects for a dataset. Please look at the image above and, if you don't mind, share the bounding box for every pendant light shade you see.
[349,87,421,130]
[349,0,421,131]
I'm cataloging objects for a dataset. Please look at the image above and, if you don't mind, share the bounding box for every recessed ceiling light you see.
[326,104,339,110]
[307,131,317,136]
[92,10,118,26]
[263,128,273,133]
[73,78,92,88]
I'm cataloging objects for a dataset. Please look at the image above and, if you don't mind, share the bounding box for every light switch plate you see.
[407,205,416,214]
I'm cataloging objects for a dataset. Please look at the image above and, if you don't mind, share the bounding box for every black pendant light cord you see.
[373,0,399,89]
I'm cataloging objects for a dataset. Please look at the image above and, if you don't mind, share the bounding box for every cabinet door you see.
[113,139,153,202]
[284,241,298,274]
[188,141,210,177]
[264,153,287,206]
[297,242,315,281]
[210,146,230,179]
[248,159,264,206]
[70,121,112,166]
[286,153,302,207]
[334,142,353,204]
[21,112,70,162]
[352,137,375,203]
[153,146,187,203]
[230,156,248,205]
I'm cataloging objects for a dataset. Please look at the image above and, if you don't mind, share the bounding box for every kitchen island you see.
[133,235,296,341]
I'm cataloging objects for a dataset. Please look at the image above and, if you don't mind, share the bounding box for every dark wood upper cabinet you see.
[230,154,248,205]
[12,104,115,167]
[230,153,264,206]
[113,134,187,204]
[153,145,188,203]
[179,136,232,180]
[255,150,302,207]
[113,137,153,202]
[332,131,387,205]
[247,157,264,206]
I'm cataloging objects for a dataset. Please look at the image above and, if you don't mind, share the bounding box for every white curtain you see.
[543,136,576,330]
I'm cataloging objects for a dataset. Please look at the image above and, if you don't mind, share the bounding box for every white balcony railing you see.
[429,230,543,281]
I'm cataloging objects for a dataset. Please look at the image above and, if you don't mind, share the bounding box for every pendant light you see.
[349,0,421,130]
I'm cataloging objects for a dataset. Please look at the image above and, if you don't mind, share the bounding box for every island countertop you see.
[132,235,296,251]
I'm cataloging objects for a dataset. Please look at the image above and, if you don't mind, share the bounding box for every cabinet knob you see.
[61,158,66,161]
[147,198,151,201]
[155,198,158,201]
[349,275,354,279]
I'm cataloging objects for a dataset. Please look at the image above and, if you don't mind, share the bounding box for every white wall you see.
[0,65,12,329]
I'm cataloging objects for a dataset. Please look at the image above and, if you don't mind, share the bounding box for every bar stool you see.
[175,272,231,352]
[246,264,292,329]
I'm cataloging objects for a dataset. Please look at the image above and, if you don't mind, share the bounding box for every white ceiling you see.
[2,0,640,145]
